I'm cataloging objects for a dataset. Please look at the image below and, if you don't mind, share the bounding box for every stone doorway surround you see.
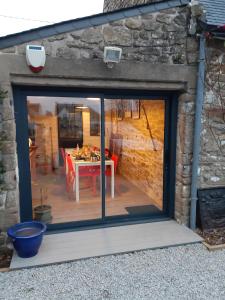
[0,1,198,250]
[0,55,197,234]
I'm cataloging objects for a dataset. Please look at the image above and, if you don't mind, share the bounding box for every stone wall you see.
[107,100,165,208]
[0,85,19,251]
[83,111,101,148]
[103,0,225,201]
[0,4,198,249]
[175,92,196,225]
[103,0,163,12]
[200,39,225,188]
[0,7,195,66]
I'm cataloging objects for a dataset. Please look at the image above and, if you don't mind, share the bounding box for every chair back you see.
[60,148,65,161]
[93,146,100,151]
[105,148,110,157]
[66,154,75,176]
[111,154,119,173]
[60,148,66,172]
[65,154,75,193]
[109,133,123,158]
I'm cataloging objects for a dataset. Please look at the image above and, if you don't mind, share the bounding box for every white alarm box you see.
[26,45,46,73]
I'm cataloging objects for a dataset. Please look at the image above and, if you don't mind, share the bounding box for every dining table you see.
[65,149,115,202]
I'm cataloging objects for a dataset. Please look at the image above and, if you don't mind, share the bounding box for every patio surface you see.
[10,220,202,269]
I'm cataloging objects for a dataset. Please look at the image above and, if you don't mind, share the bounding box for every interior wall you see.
[82,111,100,147]
[83,109,111,149]
[31,115,59,169]
[108,100,165,208]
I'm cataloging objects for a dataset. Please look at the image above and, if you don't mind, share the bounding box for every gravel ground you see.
[1,243,225,300]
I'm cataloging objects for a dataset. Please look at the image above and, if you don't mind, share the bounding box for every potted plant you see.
[34,187,52,223]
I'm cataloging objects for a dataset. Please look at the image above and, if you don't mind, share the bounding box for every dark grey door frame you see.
[13,85,178,231]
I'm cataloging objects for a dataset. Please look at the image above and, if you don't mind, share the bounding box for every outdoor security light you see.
[103,46,122,68]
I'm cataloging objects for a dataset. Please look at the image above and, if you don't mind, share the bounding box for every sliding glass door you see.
[104,98,165,218]
[14,87,175,230]
[27,96,102,224]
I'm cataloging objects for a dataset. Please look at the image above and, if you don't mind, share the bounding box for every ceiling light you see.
[87,98,100,101]
[76,106,88,109]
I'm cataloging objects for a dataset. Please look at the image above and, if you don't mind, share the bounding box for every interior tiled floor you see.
[31,168,162,224]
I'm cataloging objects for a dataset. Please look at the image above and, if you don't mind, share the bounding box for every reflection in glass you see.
[27,96,165,225]
[27,96,102,224]
[104,99,165,217]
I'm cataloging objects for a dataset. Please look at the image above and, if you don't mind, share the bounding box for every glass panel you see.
[27,96,102,224]
[104,99,165,217]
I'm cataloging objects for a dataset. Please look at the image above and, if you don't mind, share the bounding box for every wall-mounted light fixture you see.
[103,46,122,68]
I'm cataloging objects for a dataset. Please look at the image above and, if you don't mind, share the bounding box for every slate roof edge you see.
[198,19,225,36]
[0,0,190,50]
[199,0,225,27]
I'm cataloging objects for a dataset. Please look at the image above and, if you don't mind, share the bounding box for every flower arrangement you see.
[72,145,101,161]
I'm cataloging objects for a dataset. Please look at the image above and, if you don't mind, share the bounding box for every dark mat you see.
[125,205,161,215]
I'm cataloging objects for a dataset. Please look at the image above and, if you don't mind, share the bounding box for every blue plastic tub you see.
[7,221,47,258]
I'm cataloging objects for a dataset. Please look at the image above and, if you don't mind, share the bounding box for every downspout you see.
[190,34,206,230]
